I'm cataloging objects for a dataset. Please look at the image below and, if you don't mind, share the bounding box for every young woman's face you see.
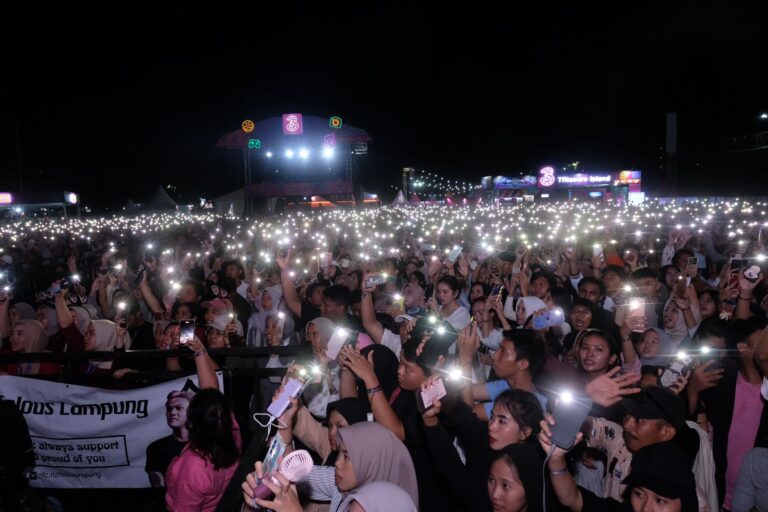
[698,292,717,319]
[9,308,20,327]
[436,283,456,306]
[515,301,527,326]
[327,410,350,452]
[84,323,97,351]
[9,322,30,352]
[175,304,193,321]
[334,441,358,492]
[663,302,680,329]
[261,290,273,311]
[603,271,622,295]
[488,402,526,451]
[637,330,661,359]
[206,327,226,348]
[471,302,487,323]
[470,284,485,301]
[488,458,527,512]
[570,305,593,331]
[629,486,681,512]
[307,323,330,364]
[154,324,170,349]
[578,334,616,374]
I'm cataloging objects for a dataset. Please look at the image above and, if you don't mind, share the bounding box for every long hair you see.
[186,389,239,470]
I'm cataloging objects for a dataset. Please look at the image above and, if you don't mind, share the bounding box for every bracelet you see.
[549,466,568,476]
[739,296,752,301]
[194,349,208,359]
[366,385,383,395]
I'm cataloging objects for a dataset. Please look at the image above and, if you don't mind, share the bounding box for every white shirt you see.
[381,328,403,359]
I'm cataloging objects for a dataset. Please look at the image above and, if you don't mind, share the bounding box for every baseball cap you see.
[623,442,696,504]
[621,385,686,429]
[395,314,416,323]
[201,298,231,311]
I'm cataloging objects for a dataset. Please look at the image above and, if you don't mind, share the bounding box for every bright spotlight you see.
[285,149,295,159]
[266,151,273,158]
[299,148,310,159]
[322,146,334,158]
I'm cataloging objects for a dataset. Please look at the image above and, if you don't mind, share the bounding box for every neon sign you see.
[538,167,556,187]
[282,114,303,135]
[241,120,255,133]
[329,116,343,128]
[556,174,612,185]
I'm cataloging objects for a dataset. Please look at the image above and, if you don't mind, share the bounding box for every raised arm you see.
[188,336,219,390]
[276,250,302,318]
[360,276,384,344]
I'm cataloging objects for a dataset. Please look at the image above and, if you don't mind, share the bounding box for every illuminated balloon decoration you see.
[329,116,343,129]
[241,119,255,133]
[282,113,304,135]
[248,138,262,149]
[538,166,556,187]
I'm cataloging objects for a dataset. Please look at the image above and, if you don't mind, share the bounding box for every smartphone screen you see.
[489,284,503,299]
[179,320,195,344]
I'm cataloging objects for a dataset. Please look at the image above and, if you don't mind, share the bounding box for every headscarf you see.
[11,302,36,321]
[88,319,122,370]
[248,285,287,337]
[662,298,700,348]
[637,327,674,367]
[13,319,49,353]
[494,443,552,512]
[81,303,100,321]
[504,296,547,324]
[38,305,59,337]
[338,481,417,512]
[336,422,418,507]
[324,398,369,467]
[70,306,92,336]
[306,317,336,346]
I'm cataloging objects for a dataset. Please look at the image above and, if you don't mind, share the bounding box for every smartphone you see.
[179,320,195,344]
[262,435,286,475]
[267,377,311,419]
[628,297,645,332]
[659,352,695,388]
[325,328,357,361]
[592,244,604,259]
[320,251,333,268]
[365,273,387,289]
[550,392,593,449]
[448,245,463,263]
[489,284,504,300]
[274,312,286,340]
[532,308,565,330]
[728,258,750,289]
[687,256,699,267]
[699,347,721,371]
[416,378,447,412]
[744,265,761,283]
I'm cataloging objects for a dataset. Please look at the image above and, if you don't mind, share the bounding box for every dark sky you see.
[1,2,767,208]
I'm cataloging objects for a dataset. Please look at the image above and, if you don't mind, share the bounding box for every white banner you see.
[0,373,223,488]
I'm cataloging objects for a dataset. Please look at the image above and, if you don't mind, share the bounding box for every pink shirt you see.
[165,418,242,512]
[724,373,763,509]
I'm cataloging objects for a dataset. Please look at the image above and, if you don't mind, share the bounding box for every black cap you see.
[621,385,687,429]
[623,442,697,506]
[498,251,517,263]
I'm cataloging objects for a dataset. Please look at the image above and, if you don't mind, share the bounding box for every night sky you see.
[2,2,767,209]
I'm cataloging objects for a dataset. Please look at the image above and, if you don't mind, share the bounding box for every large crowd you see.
[3,199,768,512]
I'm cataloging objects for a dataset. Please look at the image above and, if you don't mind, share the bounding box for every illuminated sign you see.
[538,166,556,187]
[0,192,13,205]
[615,170,642,185]
[282,113,304,135]
[493,175,537,189]
[324,133,337,147]
[247,138,262,149]
[556,173,612,186]
[241,119,255,133]
[329,116,343,128]
[64,192,79,205]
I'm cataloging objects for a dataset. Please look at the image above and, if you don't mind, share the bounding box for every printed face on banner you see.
[282,113,303,135]
[165,396,190,429]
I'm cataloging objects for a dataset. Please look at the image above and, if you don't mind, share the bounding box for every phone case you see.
[550,394,592,449]
[267,378,305,418]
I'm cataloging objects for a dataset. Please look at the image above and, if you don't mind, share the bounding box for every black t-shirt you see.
[580,488,628,511]
[297,302,322,332]
[0,400,34,501]
[129,321,155,350]
[145,434,186,478]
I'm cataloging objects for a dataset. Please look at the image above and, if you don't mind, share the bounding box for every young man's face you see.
[224,264,241,281]
[321,297,345,321]
[397,354,427,391]
[579,282,603,303]
[529,277,550,299]
[622,414,674,453]
[633,277,661,300]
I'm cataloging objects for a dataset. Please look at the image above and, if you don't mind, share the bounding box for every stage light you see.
[266,151,273,158]
[299,148,310,159]
[285,149,295,159]
[322,147,334,158]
